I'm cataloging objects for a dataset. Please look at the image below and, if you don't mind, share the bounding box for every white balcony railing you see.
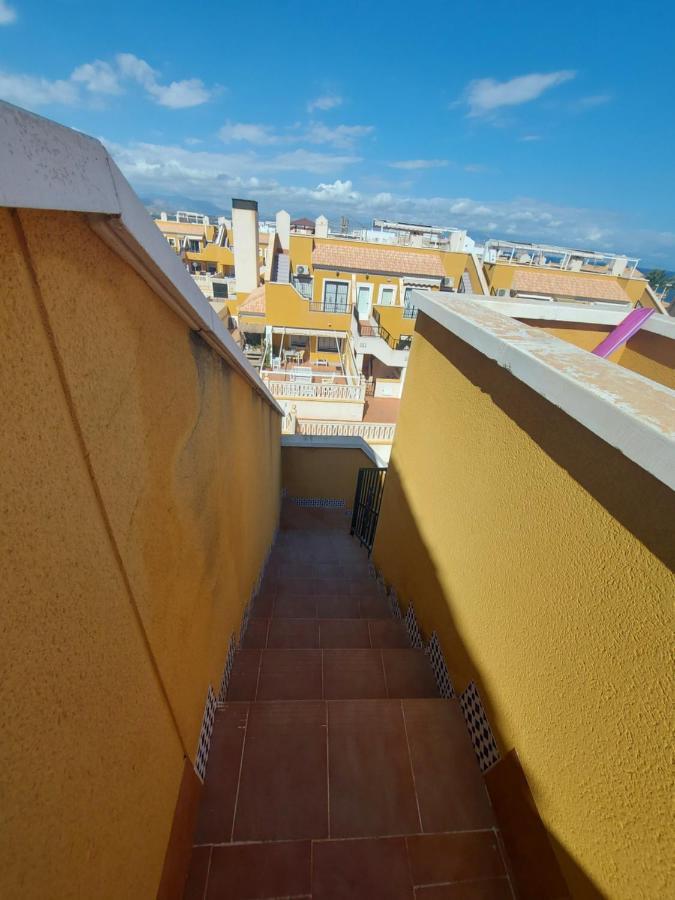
[265,379,366,401]
[296,420,396,442]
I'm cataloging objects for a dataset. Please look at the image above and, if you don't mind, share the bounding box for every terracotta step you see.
[226,649,439,702]
[185,831,510,899]
[251,591,390,619]
[242,617,410,650]
[193,699,495,847]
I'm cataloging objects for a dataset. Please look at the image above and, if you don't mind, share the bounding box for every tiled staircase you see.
[184,505,514,899]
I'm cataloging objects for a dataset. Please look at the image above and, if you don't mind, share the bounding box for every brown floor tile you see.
[359,594,391,617]
[182,846,211,900]
[226,651,261,702]
[414,879,512,899]
[206,841,310,899]
[316,595,362,618]
[328,700,420,838]
[273,595,317,618]
[250,592,274,617]
[369,619,411,648]
[320,618,372,648]
[276,575,312,597]
[256,649,323,701]
[323,649,387,700]
[193,704,248,844]
[403,700,495,832]
[266,617,320,649]
[383,650,439,699]
[233,701,328,841]
[312,836,413,899]
[240,618,269,649]
[407,832,505,886]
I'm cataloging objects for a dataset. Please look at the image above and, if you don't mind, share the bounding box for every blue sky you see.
[1,0,674,266]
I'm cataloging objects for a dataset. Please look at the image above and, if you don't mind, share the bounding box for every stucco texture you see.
[282,445,375,505]
[0,208,280,899]
[372,312,674,899]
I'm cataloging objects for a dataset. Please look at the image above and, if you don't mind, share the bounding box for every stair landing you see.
[183,506,514,899]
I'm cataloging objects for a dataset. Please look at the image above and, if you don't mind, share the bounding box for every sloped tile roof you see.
[312,243,445,277]
[238,285,266,314]
[512,269,630,302]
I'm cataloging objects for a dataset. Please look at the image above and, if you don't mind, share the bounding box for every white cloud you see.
[519,134,542,142]
[303,122,374,149]
[0,52,215,111]
[573,93,612,110]
[115,53,213,108]
[71,60,122,95]
[389,159,449,170]
[0,1,16,25]
[0,71,78,107]
[463,70,576,117]
[218,120,374,150]
[307,93,342,113]
[218,121,280,145]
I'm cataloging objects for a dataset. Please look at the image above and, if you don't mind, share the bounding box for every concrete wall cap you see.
[281,434,384,466]
[0,100,282,416]
[412,291,675,490]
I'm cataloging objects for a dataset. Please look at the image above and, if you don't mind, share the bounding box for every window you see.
[186,239,200,253]
[213,282,228,299]
[404,287,414,306]
[290,334,309,348]
[378,285,396,306]
[323,280,349,312]
[317,336,338,352]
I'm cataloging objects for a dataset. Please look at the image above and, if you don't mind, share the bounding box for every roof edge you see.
[0,101,282,416]
[412,291,675,490]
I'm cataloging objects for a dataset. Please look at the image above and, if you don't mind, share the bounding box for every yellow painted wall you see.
[1,208,281,900]
[185,244,235,275]
[260,282,352,331]
[520,319,675,389]
[374,303,416,341]
[372,312,674,899]
[282,444,375,505]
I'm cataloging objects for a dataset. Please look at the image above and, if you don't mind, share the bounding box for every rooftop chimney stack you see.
[315,215,328,239]
[276,210,290,251]
[232,198,260,293]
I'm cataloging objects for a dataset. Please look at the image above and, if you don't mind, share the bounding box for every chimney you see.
[315,215,328,238]
[276,209,290,251]
[610,255,628,277]
[232,198,260,293]
[160,211,168,221]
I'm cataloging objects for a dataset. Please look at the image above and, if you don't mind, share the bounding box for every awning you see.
[270,326,347,338]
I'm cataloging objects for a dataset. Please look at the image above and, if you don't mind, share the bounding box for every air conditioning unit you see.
[296,264,309,276]
[440,276,454,290]
[496,288,509,297]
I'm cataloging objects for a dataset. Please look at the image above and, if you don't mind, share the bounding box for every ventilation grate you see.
[459,680,500,772]
[425,632,454,698]
[404,602,423,649]
[291,497,346,508]
[195,685,217,781]
[218,634,237,704]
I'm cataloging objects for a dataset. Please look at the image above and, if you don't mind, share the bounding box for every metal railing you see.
[370,309,413,351]
[291,276,313,299]
[351,466,387,554]
[309,301,352,315]
[264,379,366,402]
[296,420,396,442]
[403,305,418,319]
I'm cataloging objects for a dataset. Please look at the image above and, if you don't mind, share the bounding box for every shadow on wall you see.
[375,461,603,900]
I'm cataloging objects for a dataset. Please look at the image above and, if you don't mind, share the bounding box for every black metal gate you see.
[350,466,387,554]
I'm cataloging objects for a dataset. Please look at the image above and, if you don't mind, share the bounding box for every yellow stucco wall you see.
[282,444,375,505]
[260,282,352,331]
[372,313,674,899]
[521,319,675,389]
[1,208,281,900]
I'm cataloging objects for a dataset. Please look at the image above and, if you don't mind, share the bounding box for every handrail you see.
[263,378,366,401]
[308,300,352,315]
[296,419,396,442]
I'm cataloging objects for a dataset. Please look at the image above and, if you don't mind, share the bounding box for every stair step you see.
[193,698,495,847]
[227,649,439,702]
[242,617,410,650]
[185,830,509,900]
[251,592,390,619]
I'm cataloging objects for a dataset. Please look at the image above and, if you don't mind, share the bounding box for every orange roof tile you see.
[238,285,266,314]
[312,243,445,278]
[512,269,630,302]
